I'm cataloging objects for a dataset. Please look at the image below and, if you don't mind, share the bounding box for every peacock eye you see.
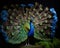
[1,2,58,44]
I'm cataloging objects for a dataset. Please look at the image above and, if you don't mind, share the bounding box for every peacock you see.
[0,2,58,44]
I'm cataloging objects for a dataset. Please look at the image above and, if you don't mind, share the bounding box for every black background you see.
[0,0,60,47]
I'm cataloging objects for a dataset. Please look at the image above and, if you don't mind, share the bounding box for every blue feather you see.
[50,8,58,38]
[1,10,8,22]
[50,8,56,14]
[20,4,26,7]
[0,26,8,42]
[28,4,34,7]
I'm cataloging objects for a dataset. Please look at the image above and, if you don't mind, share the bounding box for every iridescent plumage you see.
[50,8,58,38]
[0,2,58,44]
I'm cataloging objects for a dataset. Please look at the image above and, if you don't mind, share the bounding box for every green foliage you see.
[35,38,60,48]
[35,41,53,48]
[53,38,60,48]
